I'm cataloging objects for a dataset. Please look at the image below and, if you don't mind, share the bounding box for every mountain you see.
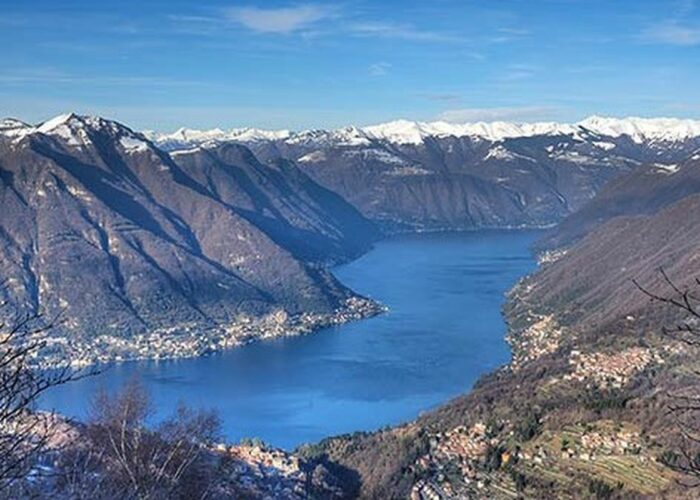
[148,116,700,148]
[169,143,378,264]
[148,117,700,232]
[0,114,379,364]
[513,192,700,336]
[537,151,700,250]
[289,119,700,498]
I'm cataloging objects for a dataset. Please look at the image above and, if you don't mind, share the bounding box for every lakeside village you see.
[28,296,384,369]
[397,256,690,498]
[407,310,683,498]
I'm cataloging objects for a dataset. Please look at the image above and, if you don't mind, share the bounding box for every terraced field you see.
[519,421,674,496]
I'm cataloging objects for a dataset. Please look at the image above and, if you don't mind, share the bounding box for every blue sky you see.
[2,0,700,130]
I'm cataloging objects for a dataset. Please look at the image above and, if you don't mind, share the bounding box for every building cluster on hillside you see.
[31,296,383,369]
[565,347,663,389]
[219,442,345,498]
[518,445,550,464]
[411,422,497,498]
[537,249,568,265]
[507,313,563,370]
[536,423,650,465]
[433,423,491,466]
[578,428,642,457]
[410,479,447,500]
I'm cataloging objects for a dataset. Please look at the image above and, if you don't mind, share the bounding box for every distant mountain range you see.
[147,116,700,232]
[146,116,700,147]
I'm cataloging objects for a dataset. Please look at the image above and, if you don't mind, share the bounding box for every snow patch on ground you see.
[343,148,407,164]
[119,136,149,153]
[551,151,599,164]
[296,150,326,163]
[484,145,535,162]
[593,141,616,150]
[384,166,431,176]
[653,163,680,174]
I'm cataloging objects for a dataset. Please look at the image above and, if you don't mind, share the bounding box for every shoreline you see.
[36,296,386,370]
[35,224,549,371]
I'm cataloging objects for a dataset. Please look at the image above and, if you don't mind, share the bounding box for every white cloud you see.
[643,21,700,46]
[177,6,466,43]
[437,106,560,123]
[349,22,466,43]
[420,93,462,103]
[227,4,335,34]
[369,62,391,76]
[641,1,700,46]
[497,64,538,83]
[498,69,535,82]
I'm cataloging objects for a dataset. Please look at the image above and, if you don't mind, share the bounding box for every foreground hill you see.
[150,117,700,233]
[0,114,379,365]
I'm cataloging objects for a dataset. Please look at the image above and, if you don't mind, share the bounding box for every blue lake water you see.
[40,230,540,450]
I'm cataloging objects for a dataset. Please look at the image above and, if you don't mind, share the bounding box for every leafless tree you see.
[55,378,222,499]
[0,303,88,494]
[634,268,700,486]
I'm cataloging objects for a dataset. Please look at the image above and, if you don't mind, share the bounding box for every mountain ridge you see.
[0,113,380,366]
[134,114,700,233]
[143,115,700,149]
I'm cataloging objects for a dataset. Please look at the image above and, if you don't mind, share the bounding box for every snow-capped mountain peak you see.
[0,118,30,130]
[577,116,700,143]
[143,126,292,150]
[362,119,583,144]
[1,113,152,153]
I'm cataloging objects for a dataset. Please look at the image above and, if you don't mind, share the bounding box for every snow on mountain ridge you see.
[1,113,152,151]
[363,119,583,144]
[0,118,30,130]
[6,114,700,149]
[142,126,291,146]
[148,116,700,148]
[578,116,700,143]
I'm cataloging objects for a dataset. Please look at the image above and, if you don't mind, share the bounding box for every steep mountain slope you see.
[537,152,700,250]
[513,192,700,335]
[170,143,378,263]
[150,117,700,232]
[0,114,379,364]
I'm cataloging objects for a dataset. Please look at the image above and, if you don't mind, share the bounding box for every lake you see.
[40,230,540,450]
